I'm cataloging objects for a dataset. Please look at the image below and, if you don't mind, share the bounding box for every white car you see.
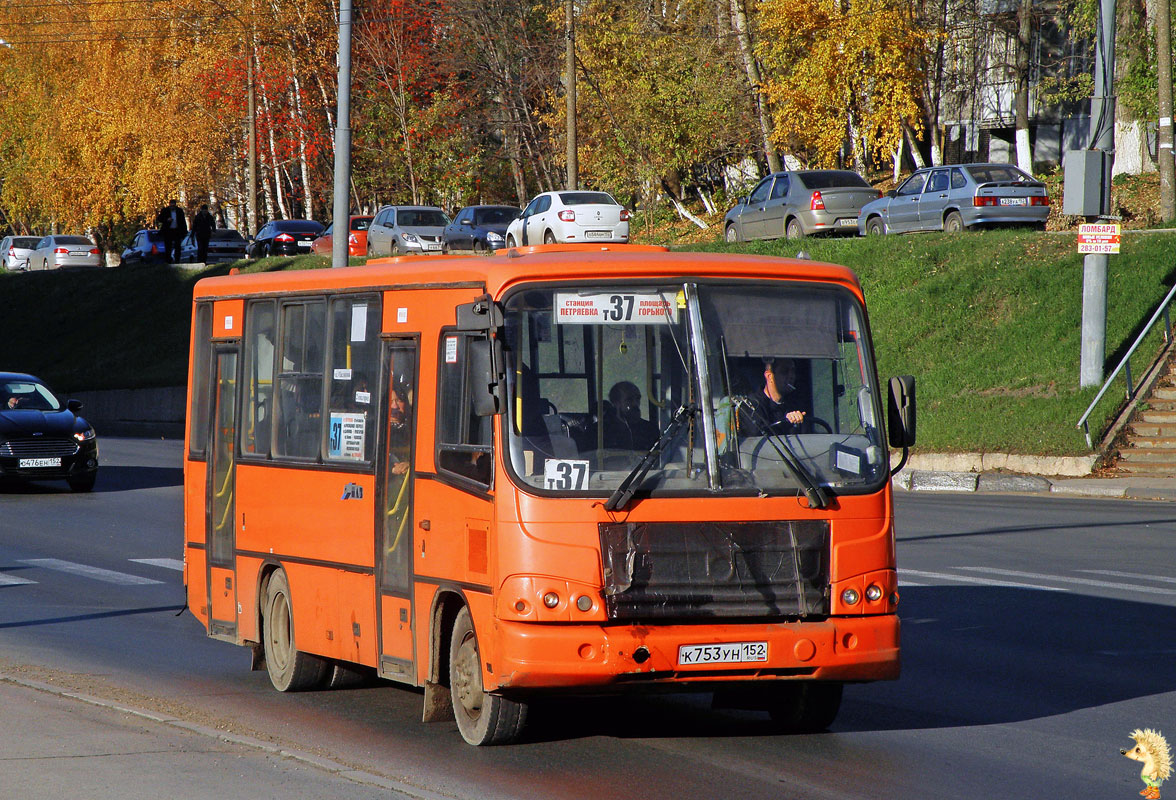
[1,235,39,271]
[27,235,102,270]
[504,191,630,247]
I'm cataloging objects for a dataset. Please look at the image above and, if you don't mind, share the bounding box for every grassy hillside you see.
[1,236,1171,456]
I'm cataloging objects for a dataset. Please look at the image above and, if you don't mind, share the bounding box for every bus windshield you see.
[502,281,887,498]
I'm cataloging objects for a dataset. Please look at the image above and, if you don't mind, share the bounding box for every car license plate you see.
[1000,198,1028,206]
[425,243,441,251]
[838,218,858,226]
[19,458,61,468]
[678,641,768,666]
[298,241,312,248]
[70,251,90,257]
[585,231,610,239]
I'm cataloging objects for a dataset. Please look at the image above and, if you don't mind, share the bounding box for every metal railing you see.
[1077,282,1176,447]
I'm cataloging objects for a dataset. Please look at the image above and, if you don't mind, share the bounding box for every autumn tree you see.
[756,0,926,170]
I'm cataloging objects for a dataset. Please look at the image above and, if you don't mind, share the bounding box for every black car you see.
[247,219,325,258]
[180,228,248,264]
[120,229,168,266]
[442,205,520,253]
[0,373,98,492]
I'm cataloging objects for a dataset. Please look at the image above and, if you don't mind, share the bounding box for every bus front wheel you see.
[262,569,329,692]
[449,606,527,745]
[766,681,843,732]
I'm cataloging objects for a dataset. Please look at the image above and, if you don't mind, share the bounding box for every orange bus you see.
[183,243,915,745]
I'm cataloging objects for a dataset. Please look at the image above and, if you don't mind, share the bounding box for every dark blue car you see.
[120,229,169,266]
[442,205,521,253]
[0,372,98,492]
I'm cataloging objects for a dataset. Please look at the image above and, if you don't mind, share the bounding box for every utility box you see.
[1063,150,1110,217]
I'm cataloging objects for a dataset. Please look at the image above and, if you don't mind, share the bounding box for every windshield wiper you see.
[604,404,696,512]
[733,397,829,509]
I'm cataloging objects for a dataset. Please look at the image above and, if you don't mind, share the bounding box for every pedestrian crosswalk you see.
[900,565,1176,598]
[0,557,183,587]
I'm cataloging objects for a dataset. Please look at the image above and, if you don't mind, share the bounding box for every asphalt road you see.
[0,439,1172,799]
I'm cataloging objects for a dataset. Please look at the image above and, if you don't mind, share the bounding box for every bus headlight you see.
[542,591,560,608]
[841,588,860,606]
[864,584,883,602]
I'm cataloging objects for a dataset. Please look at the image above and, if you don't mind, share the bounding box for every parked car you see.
[442,205,521,253]
[309,215,374,257]
[1,236,39,271]
[246,219,325,258]
[857,162,1051,235]
[0,372,98,492]
[504,191,630,247]
[120,229,169,267]
[27,235,101,270]
[724,170,879,242]
[179,228,248,263]
[366,206,449,256]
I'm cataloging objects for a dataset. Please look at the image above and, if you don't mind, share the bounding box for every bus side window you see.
[273,299,327,460]
[436,332,493,488]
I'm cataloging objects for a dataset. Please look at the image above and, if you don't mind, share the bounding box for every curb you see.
[893,469,1176,501]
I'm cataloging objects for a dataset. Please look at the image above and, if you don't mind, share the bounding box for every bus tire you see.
[766,681,843,733]
[262,569,329,692]
[449,606,527,745]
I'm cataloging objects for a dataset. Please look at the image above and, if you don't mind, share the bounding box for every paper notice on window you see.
[351,304,367,342]
[445,336,459,363]
[329,412,366,460]
[554,292,678,325]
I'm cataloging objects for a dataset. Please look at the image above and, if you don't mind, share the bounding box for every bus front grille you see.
[598,520,829,621]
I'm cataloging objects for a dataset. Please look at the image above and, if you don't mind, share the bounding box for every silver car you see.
[723,170,879,242]
[27,235,102,270]
[366,206,449,256]
[857,162,1051,235]
[1,235,39,270]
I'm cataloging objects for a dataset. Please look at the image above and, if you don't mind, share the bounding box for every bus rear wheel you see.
[449,606,527,745]
[262,569,329,692]
[766,681,843,733]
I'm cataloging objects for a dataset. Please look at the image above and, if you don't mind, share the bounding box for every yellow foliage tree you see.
[756,0,927,168]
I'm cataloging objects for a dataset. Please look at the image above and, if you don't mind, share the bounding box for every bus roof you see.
[191,244,865,302]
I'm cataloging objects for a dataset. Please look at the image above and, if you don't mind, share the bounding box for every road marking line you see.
[901,568,1065,591]
[20,558,162,586]
[956,567,1176,595]
[0,573,36,586]
[1079,569,1176,584]
[129,558,184,571]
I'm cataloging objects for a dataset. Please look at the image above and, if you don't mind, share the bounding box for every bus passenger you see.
[602,381,659,451]
[740,357,807,435]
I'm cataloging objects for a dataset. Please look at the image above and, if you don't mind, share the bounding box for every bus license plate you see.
[19,458,60,468]
[678,641,768,666]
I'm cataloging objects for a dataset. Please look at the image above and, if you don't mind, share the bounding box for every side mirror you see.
[886,376,916,448]
[886,190,897,198]
[67,399,84,413]
[469,338,504,416]
[461,218,473,225]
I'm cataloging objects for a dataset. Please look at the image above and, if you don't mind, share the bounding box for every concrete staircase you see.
[1114,377,1176,476]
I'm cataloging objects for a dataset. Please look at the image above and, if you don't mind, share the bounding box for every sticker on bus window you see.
[544,458,590,490]
[355,391,371,405]
[554,293,678,325]
[329,411,366,460]
[445,336,458,363]
[351,305,367,342]
[334,368,353,381]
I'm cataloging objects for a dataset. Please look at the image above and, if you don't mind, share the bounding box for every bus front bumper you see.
[488,614,899,692]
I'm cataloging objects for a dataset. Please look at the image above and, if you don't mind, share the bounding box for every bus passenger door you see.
[377,341,417,680]
[207,347,239,638]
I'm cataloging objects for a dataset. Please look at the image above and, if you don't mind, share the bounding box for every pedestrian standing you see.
[192,203,215,263]
[154,199,187,262]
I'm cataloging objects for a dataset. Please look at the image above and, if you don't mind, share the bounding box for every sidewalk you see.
[0,677,435,800]
[893,453,1176,501]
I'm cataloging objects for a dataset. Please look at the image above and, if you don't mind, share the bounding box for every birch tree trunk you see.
[730,0,781,172]
[1013,0,1033,175]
